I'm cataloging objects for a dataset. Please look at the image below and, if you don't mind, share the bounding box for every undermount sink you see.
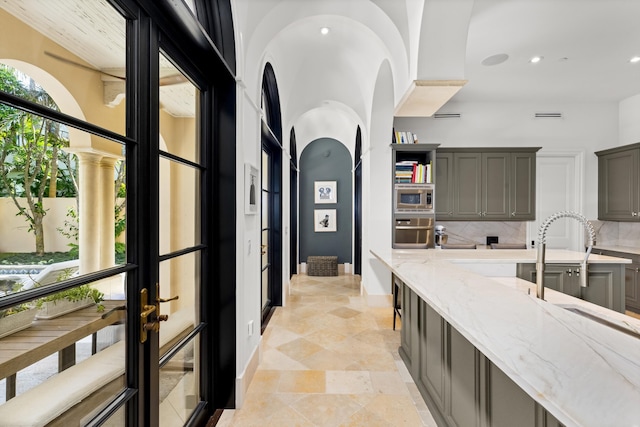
[557,305,640,340]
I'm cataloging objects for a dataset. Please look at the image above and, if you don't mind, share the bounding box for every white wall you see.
[619,93,640,145]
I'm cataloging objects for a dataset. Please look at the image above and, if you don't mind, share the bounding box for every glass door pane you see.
[0,1,129,423]
[261,149,271,314]
[157,52,201,426]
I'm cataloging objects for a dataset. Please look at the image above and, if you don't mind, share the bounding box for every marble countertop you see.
[416,247,633,264]
[592,245,640,257]
[371,248,640,427]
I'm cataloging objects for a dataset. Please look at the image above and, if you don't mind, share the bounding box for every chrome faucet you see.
[535,211,596,300]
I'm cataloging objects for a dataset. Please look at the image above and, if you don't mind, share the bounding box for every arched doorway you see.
[260,62,283,328]
[354,126,363,275]
[289,127,299,277]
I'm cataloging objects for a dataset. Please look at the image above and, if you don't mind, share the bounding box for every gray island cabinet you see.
[372,248,640,427]
[515,263,625,313]
[592,247,640,313]
[399,280,564,427]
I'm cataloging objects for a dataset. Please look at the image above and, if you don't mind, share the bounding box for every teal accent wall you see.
[299,138,353,264]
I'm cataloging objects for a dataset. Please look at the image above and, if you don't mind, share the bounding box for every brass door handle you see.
[140,285,179,343]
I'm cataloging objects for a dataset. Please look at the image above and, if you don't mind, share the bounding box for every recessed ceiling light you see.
[481,53,509,66]
[529,56,543,64]
[320,27,330,35]
[630,56,640,64]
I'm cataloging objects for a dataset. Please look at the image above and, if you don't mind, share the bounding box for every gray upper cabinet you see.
[453,152,483,219]
[510,151,537,219]
[437,148,539,221]
[596,143,640,221]
[435,152,453,217]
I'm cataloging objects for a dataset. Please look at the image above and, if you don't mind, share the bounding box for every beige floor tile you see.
[246,370,280,394]
[232,274,435,427]
[278,370,326,393]
[364,394,425,426]
[259,347,309,370]
[325,370,374,394]
[277,337,325,361]
[303,328,348,348]
[290,394,363,426]
[266,406,316,426]
[370,371,411,396]
[300,348,357,371]
[338,408,391,427]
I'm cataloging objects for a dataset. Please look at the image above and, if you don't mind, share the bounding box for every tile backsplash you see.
[589,220,640,247]
[436,220,640,249]
[438,221,527,246]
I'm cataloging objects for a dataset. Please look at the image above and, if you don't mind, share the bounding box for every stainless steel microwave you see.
[394,184,434,213]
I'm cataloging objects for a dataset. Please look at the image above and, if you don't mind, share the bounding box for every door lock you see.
[140,285,179,343]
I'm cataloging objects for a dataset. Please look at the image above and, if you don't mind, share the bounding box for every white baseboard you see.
[235,340,261,409]
[362,286,393,307]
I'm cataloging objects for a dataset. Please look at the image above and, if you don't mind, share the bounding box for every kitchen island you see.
[371,248,640,427]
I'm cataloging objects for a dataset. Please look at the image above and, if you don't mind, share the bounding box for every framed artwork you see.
[314,209,337,232]
[314,180,337,204]
[245,163,258,215]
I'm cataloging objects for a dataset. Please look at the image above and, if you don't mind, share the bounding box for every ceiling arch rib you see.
[293,103,362,161]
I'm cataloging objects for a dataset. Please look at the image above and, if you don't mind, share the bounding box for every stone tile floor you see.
[217,273,437,426]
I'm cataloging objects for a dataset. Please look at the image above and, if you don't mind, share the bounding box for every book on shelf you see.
[393,130,418,144]
[394,160,433,183]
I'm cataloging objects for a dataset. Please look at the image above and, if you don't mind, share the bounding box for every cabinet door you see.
[487,361,536,427]
[625,263,640,312]
[419,301,446,414]
[581,264,624,313]
[510,152,536,220]
[453,152,482,219]
[516,264,578,297]
[540,265,578,297]
[482,152,510,219]
[436,152,454,217]
[598,149,640,221]
[446,326,478,427]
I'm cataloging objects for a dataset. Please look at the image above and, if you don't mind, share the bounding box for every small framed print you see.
[245,163,258,215]
[314,181,337,204]
[314,209,337,232]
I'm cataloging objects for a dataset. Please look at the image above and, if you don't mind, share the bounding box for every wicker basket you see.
[307,256,338,276]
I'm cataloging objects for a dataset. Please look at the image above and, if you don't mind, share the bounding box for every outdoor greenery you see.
[35,284,104,313]
[1,64,127,262]
[0,251,77,265]
[0,64,77,256]
[0,304,32,319]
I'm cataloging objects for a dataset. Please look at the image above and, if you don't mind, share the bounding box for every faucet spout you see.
[535,211,596,300]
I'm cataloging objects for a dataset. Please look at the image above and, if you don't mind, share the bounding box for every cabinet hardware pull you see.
[633,212,638,217]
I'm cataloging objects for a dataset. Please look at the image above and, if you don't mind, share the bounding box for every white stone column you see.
[99,157,117,268]
[77,152,102,275]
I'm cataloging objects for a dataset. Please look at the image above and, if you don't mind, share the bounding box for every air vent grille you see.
[433,113,461,119]
[534,112,563,118]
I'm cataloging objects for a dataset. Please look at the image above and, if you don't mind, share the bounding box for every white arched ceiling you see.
[238,0,412,119]
[293,103,363,161]
[416,0,474,80]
